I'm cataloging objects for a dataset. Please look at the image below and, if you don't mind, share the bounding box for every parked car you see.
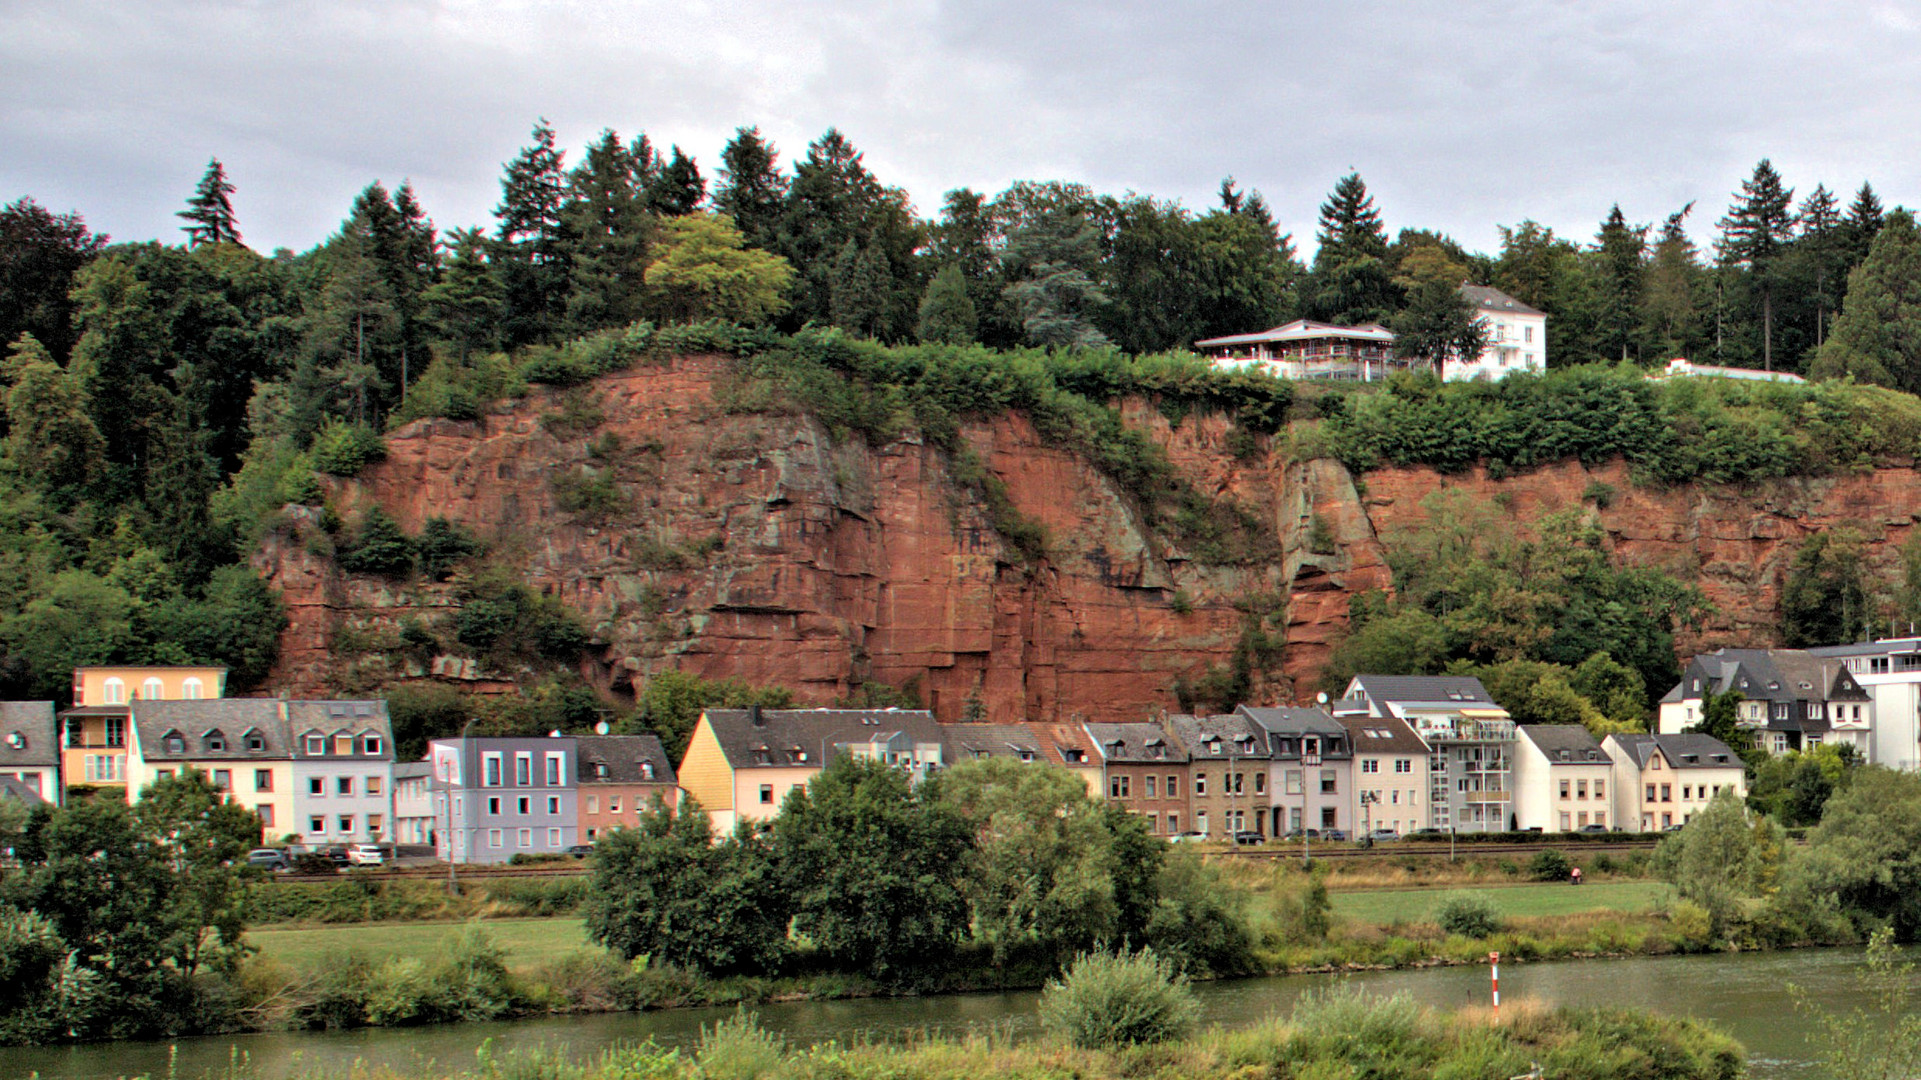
[1369,828,1402,842]
[346,843,386,866]
[1321,828,1348,842]
[1232,830,1267,846]
[1405,827,1449,840]
[246,847,290,871]
[1166,831,1208,844]
[564,843,596,856]
[1578,823,1612,834]
[1281,828,1322,841]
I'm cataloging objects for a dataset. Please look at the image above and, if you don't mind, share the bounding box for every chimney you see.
[750,704,764,727]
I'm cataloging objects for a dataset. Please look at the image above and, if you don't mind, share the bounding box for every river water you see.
[8,948,1895,1080]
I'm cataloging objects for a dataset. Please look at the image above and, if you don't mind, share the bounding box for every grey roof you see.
[1607,732,1742,770]
[1163,713,1270,761]
[133,699,289,762]
[0,776,46,804]
[1336,713,1429,755]
[577,734,677,785]
[1808,638,1921,659]
[1237,706,1351,759]
[1519,724,1607,763]
[394,761,433,780]
[285,701,394,759]
[698,708,945,770]
[0,701,57,768]
[1460,284,1544,317]
[943,723,1050,762]
[1346,675,1498,712]
[1084,722,1188,764]
[1665,649,1867,731]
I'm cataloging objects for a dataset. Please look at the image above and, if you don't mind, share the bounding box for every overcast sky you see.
[7,1,1921,261]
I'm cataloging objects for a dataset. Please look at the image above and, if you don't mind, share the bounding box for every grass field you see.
[1330,880,1674,925]
[247,916,591,973]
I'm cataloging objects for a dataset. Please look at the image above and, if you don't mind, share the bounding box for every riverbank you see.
[109,992,1746,1080]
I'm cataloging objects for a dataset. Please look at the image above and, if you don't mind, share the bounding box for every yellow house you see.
[127,698,294,836]
[62,666,227,799]
[678,707,946,833]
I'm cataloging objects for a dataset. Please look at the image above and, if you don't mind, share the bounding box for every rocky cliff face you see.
[251,355,1921,719]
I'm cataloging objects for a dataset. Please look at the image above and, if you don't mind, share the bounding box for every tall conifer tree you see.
[494,120,571,345]
[178,159,241,248]
[715,127,788,251]
[1717,159,1795,369]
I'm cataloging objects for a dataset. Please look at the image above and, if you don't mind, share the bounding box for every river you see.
[9,948,1897,1080]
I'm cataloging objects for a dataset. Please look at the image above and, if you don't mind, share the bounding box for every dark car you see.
[1578,824,1612,833]
[246,848,289,871]
[564,844,596,856]
[1405,827,1449,840]
[1232,830,1268,846]
[1321,828,1348,842]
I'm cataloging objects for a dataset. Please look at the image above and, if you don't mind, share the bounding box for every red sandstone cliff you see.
[250,355,1921,720]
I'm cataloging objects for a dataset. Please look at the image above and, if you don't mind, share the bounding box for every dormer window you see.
[305,734,325,755]
[164,731,185,754]
[363,735,383,755]
[595,762,610,779]
[205,730,225,753]
[245,729,265,751]
[641,762,654,780]
[4,731,23,750]
[1016,749,1035,762]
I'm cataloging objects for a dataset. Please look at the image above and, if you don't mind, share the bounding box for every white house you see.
[1603,733,1746,833]
[286,700,396,846]
[1452,285,1546,381]
[1513,725,1614,832]
[1808,638,1921,771]
[1336,712,1428,836]
[393,761,434,846]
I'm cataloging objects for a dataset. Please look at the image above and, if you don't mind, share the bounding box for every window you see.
[1646,784,1656,801]
[1321,770,1337,794]
[1650,756,1661,770]
[1166,775,1179,798]
[1196,811,1208,836]
[490,829,503,848]
[1144,776,1157,798]
[1194,773,1207,796]
[609,796,621,814]
[183,678,203,700]
[104,678,125,705]
[1594,812,1606,828]
[1577,779,1588,799]
[308,776,324,796]
[1321,806,1338,828]
[483,753,502,786]
[104,716,125,748]
[309,815,325,833]
[760,783,775,804]
[517,828,532,848]
[1110,775,1131,798]
[517,796,530,815]
[548,827,562,847]
[1255,772,1267,795]
[164,734,185,754]
[1559,779,1570,799]
[1524,326,1534,343]
[307,735,326,755]
[213,769,231,791]
[255,768,273,792]
[257,805,275,827]
[368,813,383,835]
[337,776,354,796]
[487,796,500,815]
[1391,789,1400,804]
[338,814,354,833]
[1595,780,1605,799]
[1577,811,1589,827]
[1230,772,1243,795]
[641,762,655,780]
[156,768,174,780]
[547,795,559,815]
[142,678,163,700]
[587,795,599,814]
[1395,759,1412,773]
[363,735,383,756]
[206,733,226,752]
[1166,813,1179,834]
[1661,812,1673,828]
[1660,784,1672,802]
[515,753,532,786]
[366,775,382,796]
[545,752,563,785]
[1362,760,1379,773]
[246,731,264,751]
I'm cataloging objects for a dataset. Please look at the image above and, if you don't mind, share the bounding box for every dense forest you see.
[3,121,1919,719]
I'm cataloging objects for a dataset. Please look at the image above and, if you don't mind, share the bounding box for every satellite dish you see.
[1316,692,1329,705]
[595,720,611,735]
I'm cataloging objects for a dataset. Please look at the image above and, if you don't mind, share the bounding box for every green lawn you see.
[247,916,591,973]
[1331,881,1675,925]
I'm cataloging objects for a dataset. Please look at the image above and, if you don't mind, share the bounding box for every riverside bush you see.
[695,1010,786,1080]
[1529,849,1573,882]
[1038,949,1200,1049]
[1436,894,1502,938]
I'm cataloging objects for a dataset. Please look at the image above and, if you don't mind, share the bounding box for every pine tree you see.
[1846,182,1887,267]
[1643,204,1706,360]
[829,239,891,338]
[930,189,1009,345]
[1305,173,1396,325]
[1795,184,1844,348]
[1716,159,1795,369]
[423,227,504,358]
[1593,205,1648,362]
[493,120,571,346]
[917,263,977,345]
[561,130,654,332]
[177,159,240,248]
[1811,209,1921,394]
[777,129,923,339]
[715,127,787,250]
[644,147,706,217]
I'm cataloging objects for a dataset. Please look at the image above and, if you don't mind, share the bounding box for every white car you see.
[346,843,386,866]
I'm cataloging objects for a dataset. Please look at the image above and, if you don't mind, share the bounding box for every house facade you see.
[0,701,59,806]
[676,708,946,833]
[62,665,227,798]
[431,735,578,864]
[287,701,396,846]
[1513,725,1614,832]
[1453,285,1546,381]
[1338,675,1516,832]
[393,761,434,846]
[1659,649,1872,756]
[576,733,679,842]
[1604,733,1746,832]
[128,698,292,837]
[1336,713,1427,835]
[1808,638,1921,770]
[1239,705,1352,836]
[1195,320,1403,381]
[1085,721,1190,836]
[1165,712,1272,838]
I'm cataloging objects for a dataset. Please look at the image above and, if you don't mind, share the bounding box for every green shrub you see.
[311,421,388,477]
[1037,949,1200,1049]
[418,517,482,580]
[696,1008,785,1080]
[336,507,416,577]
[1436,894,1501,938]
[550,467,628,523]
[1529,849,1573,882]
